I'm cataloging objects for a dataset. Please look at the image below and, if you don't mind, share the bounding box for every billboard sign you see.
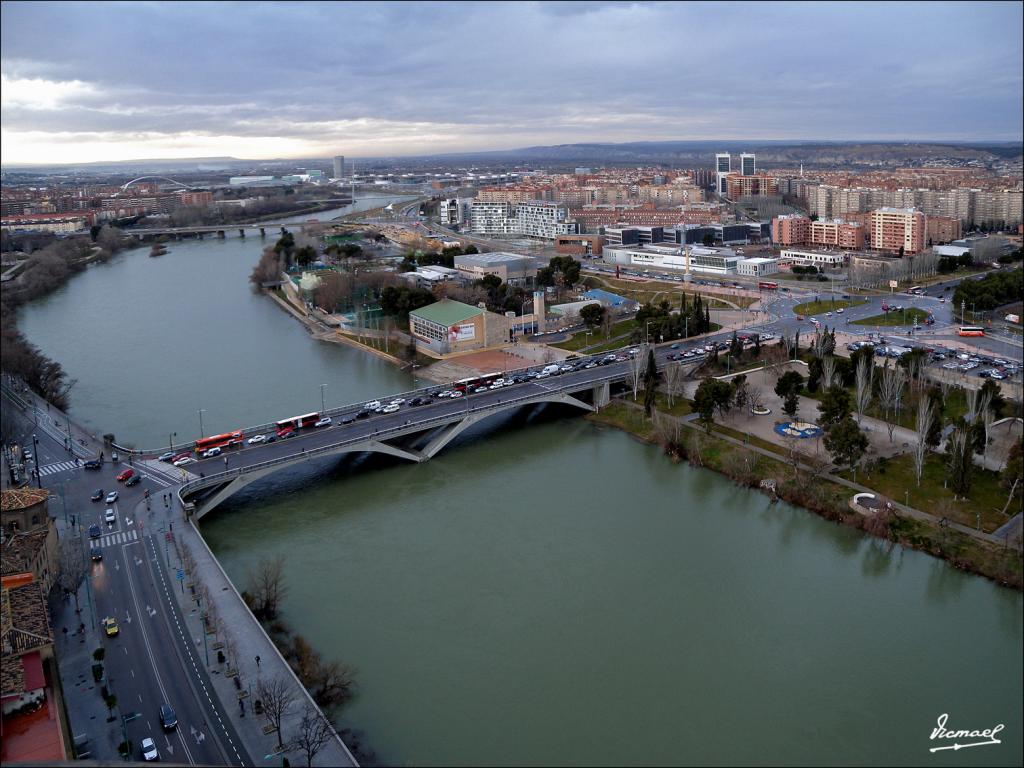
[449,323,476,342]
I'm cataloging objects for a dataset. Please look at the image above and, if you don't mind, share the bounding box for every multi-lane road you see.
[5,394,251,765]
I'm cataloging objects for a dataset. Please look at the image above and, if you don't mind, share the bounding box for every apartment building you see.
[926,215,962,245]
[469,200,514,236]
[869,207,926,254]
[810,218,865,249]
[514,201,577,239]
[725,173,778,198]
[771,213,810,246]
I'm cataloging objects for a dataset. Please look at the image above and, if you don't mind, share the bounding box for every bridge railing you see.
[125,354,620,456]
[177,368,632,501]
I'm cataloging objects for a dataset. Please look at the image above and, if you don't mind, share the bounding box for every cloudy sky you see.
[2,1,1021,165]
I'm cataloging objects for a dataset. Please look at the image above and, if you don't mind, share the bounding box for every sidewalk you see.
[165,500,359,767]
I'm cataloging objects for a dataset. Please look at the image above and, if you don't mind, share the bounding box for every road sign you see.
[176,569,185,581]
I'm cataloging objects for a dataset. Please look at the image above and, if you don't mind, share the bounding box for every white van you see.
[541,364,561,376]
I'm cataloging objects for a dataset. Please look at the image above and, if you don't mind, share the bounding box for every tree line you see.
[951,267,1023,312]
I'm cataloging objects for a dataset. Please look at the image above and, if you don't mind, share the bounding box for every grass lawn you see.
[852,308,930,327]
[708,422,788,456]
[652,393,693,417]
[551,318,637,351]
[587,401,656,441]
[792,299,866,316]
[838,452,1013,533]
[581,275,756,309]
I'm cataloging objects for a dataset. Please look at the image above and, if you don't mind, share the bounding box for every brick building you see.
[869,207,926,254]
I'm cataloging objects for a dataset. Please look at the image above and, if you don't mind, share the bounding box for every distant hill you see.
[408,140,1024,168]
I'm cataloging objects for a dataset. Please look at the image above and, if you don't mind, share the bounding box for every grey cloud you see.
[1,0,1021,162]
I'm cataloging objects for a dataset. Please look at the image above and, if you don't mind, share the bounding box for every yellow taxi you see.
[102,617,120,637]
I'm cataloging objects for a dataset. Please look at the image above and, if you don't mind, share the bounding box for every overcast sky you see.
[2,1,1021,165]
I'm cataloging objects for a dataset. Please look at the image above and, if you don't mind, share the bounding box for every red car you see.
[116,468,134,482]
[172,452,191,463]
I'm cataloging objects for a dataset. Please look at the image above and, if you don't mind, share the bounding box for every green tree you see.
[693,377,726,433]
[643,349,660,417]
[818,386,852,427]
[947,421,974,496]
[782,391,800,418]
[732,374,749,412]
[464,244,479,254]
[729,331,743,359]
[293,245,317,267]
[774,370,805,400]
[579,302,605,329]
[823,417,869,471]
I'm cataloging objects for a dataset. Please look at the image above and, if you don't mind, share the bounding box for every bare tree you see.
[913,396,934,486]
[292,704,334,768]
[652,409,684,450]
[663,362,684,408]
[964,387,981,424]
[821,356,837,390]
[257,675,297,750]
[626,344,648,401]
[57,532,87,611]
[854,355,873,425]
[748,386,766,412]
[978,391,994,464]
[877,363,907,442]
[245,555,288,620]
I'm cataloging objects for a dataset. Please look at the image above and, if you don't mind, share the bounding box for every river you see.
[16,197,1023,766]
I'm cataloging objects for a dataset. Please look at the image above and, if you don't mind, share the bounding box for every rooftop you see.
[1,582,52,659]
[409,299,483,326]
[0,489,49,514]
[455,251,535,266]
[0,529,50,578]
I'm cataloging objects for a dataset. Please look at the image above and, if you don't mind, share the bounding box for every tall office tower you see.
[715,153,731,195]
[740,153,756,176]
[332,155,345,179]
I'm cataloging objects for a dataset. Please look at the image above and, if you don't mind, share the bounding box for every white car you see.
[202,447,222,458]
[836,308,844,314]
[314,416,332,428]
[247,434,267,445]
[449,391,464,398]
[364,400,381,409]
[141,736,159,762]
[390,398,406,405]
[942,362,959,370]
[104,508,116,524]
[105,491,118,504]
[382,404,400,413]
[173,456,197,467]
[825,311,833,317]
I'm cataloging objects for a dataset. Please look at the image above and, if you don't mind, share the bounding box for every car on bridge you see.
[202,447,222,458]
[364,400,382,409]
[173,456,197,467]
[278,428,296,439]
[314,416,332,427]
[247,434,268,445]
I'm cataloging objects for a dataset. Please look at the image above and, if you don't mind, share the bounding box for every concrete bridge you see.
[172,352,707,518]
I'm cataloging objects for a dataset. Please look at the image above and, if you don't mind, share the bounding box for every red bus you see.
[195,430,244,454]
[758,281,778,290]
[453,372,502,393]
[957,326,985,337]
[275,413,320,435]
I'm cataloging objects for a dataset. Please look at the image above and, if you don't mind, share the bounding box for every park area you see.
[792,299,866,315]
[852,308,930,326]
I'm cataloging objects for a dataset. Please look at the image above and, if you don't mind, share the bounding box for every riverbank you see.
[586,395,1023,590]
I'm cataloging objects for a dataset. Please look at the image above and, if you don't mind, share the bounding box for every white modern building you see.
[604,244,743,275]
[514,201,577,239]
[439,198,472,226]
[715,153,731,195]
[332,155,345,179]
[779,248,848,268]
[736,257,779,277]
[740,153,756,176]
[469,200,514,236]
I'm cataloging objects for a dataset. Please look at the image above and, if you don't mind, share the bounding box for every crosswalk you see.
[90,529,138,548]
[39,460,80,477]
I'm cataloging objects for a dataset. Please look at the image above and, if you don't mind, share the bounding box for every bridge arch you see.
[179,388,601,519]
[120,176,194,191]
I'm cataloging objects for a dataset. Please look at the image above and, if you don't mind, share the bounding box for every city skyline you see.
[1,0,1022,165]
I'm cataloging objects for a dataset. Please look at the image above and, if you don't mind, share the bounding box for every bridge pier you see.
[217,230,225,239]
[239,229,245,238]
[592,380,610,410]
[259,228,266,237]
[197,232,204,240]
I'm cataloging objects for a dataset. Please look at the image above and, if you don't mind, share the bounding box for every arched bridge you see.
[174,352,707,518]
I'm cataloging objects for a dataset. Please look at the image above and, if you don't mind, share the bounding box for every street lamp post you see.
[197,409,206,439]
[168,432,176,453]
[645,321,654,345]
[319,384,327,414]
[32,434,41,488]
